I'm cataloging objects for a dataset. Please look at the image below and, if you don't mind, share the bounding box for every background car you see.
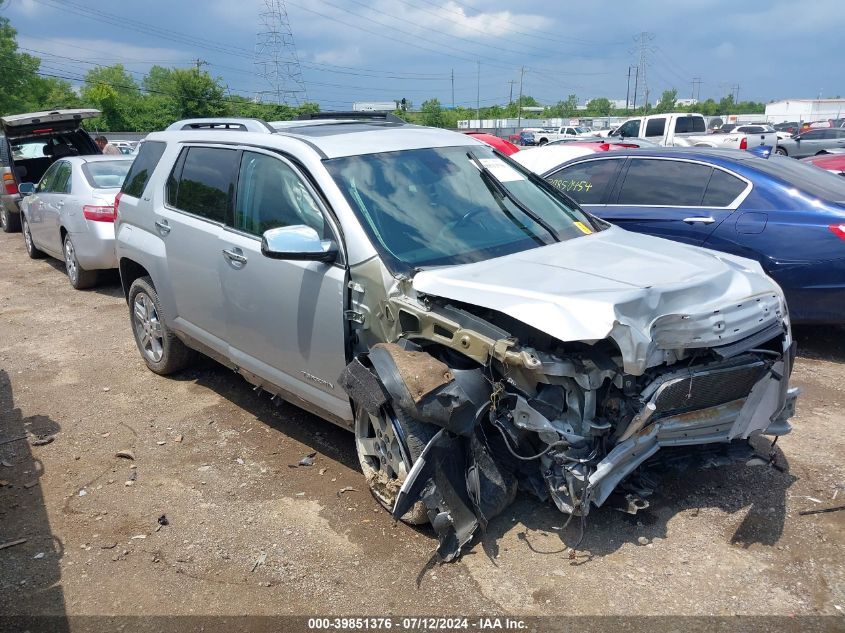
[19,155,133,289]
[801,152,845,176]
[0,109,102,233]
[509,144,596,174]
[532,148,845,323]
[776,127,845,157]
[463,132,520,156]
[547,136,659,149]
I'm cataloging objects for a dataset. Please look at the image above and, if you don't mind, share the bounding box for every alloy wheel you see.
[355,409,410,508]
[23,219,33,254]
[133,292,164,363]
[64,238,78,285]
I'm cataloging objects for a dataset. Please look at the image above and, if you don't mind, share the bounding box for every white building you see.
[765,99,845,123]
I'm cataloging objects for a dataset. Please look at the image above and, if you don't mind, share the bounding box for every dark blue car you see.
[541,148,845,323]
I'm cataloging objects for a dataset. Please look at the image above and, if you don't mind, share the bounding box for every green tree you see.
[587,97,612,116]
[654,89,677,113]
[24,77,81,111]
[0,17,41,115]
[548,94,579,118]
[167,68,227,119]
[81,64,141,131]
[718,94,736,114]
[420,98,444,127]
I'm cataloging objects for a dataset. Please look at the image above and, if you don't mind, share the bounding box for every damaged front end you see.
[339,268,798,562]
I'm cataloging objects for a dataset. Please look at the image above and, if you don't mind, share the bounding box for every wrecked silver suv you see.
[115,115,798,562]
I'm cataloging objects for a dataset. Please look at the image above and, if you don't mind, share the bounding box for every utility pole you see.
[632,65,639,111]
[644,88,650,114]
[517,66,525,130]
[508,79,517,105]
[734,84,740,103]
[476,61,480,124]
[192,58,208,72]
[626,66,633,112]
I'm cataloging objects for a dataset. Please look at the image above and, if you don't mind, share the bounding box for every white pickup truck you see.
[533,125,593,145]
[611,113,777,150]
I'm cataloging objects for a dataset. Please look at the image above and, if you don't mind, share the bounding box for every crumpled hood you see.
[412,226,785,374]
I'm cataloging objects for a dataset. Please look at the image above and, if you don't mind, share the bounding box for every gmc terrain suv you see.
[1,109,102,232]
[115,113,798,560]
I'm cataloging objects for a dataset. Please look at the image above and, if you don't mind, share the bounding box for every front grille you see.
[650,361,767,419]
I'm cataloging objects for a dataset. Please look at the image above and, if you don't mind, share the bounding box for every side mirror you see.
[261,225,338,263]
[18,182,35,195]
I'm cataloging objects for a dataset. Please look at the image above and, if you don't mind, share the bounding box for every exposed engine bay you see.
[339,253,799,562]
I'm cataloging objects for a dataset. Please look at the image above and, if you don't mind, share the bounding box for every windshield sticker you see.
[573,221,592,235]
[477,158,525,183]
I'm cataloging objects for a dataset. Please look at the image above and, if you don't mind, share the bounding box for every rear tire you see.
[354,404,438,525]
[128,276,194,375]
[22,215,45,259]
[1,207,21,233]
[64,235,98,289]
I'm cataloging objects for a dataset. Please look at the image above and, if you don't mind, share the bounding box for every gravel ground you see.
[0,229,843,622]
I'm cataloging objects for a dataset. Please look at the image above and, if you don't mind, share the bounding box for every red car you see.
[464,132,520,156]
[800,151,845,176]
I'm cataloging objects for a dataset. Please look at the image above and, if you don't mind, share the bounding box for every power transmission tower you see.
[254,0,307,106]
[632,32,655,111]
[691,77,701,102]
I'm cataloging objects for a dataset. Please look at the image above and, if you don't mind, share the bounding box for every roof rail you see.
[165,118,275,133]
[294,111,406,124]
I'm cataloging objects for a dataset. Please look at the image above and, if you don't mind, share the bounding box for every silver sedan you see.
[19,155,133,289]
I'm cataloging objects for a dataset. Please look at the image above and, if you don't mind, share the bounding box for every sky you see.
[2,0,843,111]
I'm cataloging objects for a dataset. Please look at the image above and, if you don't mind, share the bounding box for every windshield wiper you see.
[467,152,561,242]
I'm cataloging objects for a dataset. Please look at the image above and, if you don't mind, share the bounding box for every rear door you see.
[159,145,238,355]
[0,109,101,140]
[219,149,351,422]
[602,157,747,246]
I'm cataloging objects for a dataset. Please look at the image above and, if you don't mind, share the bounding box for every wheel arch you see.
[119,258,150,301]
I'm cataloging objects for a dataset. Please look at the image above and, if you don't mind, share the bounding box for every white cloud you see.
[313,45,363,66]
[17,36,190,68]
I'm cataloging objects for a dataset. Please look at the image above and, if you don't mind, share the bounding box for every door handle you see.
[683,216,716,224]
[222,248,248,266]
[55,200,64,208]
[154,219,171,235]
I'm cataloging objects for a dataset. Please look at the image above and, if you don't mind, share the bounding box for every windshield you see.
[744,155,845,202]
[325,146,597,271]
[82,160,132,188]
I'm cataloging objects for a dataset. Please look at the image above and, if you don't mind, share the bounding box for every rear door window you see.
[644,118,666,138]
[701,169,747,206]
[546,158,623,205]
[616,159,712,206]
[121,141,166,198]
[674,116,706,133]
[168,146,238,223]
[233,151,325,236]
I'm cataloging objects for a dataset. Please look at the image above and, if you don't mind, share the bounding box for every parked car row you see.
[3,109,803,562]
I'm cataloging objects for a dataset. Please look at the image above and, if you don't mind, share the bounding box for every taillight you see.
[829,224,845,241]
[114,191,123,217]
[83,205,117,222]
[2,172,17,195]
[739,137,748,150]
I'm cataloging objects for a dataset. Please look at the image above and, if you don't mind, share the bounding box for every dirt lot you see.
[0,229,843,622]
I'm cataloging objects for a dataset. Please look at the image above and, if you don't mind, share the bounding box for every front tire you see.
[775,147,787,156]
[1,207,21,233]
[128,276,194,375]
[22,215,45,259]
[354,405,438,525]
[64,235,98,289]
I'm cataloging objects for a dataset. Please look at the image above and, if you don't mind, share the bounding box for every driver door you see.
[219,149,351,423]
